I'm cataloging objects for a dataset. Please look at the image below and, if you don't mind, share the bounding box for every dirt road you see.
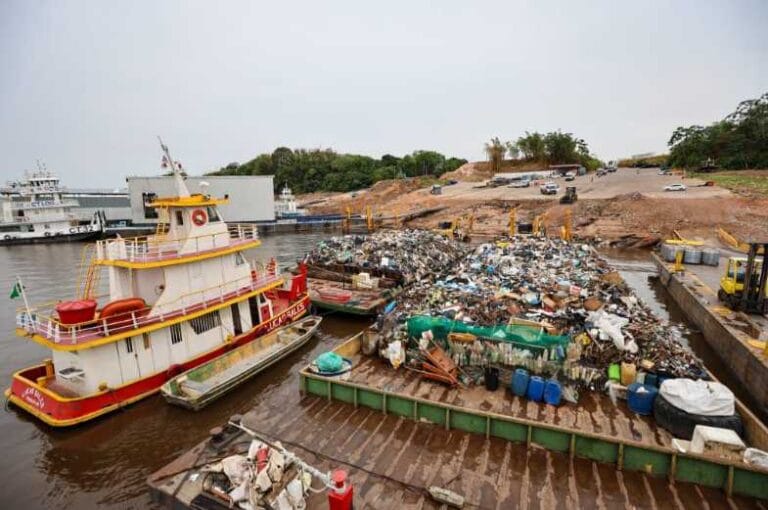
[302,168,767,247]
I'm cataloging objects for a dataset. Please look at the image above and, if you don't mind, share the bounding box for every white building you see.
[127,175,275,224]
[64,188,131,224]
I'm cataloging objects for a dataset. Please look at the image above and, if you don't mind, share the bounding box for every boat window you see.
[248,296,259,325]
[235,252,246,266]
[175,210,184,226]
[143,333,151,350]
[207,206,221,222]
[142,192,158,219]
[189,310,221,335]
[125,337,134,353]
[170,323,183,344]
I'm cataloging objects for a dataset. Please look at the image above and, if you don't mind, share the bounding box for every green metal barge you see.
[300,331,768,501]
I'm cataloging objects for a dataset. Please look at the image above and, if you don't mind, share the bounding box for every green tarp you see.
[407,315,569,349]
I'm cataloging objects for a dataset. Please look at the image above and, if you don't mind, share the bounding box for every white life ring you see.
[191,209,207,226]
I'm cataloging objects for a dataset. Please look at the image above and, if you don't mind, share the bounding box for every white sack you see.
[222,455,250,487]
[744,448,768,469]
[660,378,735,416]
[587,311,637,353]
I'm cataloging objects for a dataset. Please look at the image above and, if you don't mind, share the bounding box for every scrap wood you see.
[405,365,459,387]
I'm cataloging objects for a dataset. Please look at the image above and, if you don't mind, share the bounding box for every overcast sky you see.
[1,1,766,188]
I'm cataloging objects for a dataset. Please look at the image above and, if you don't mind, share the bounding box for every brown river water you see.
[0,236,745,509]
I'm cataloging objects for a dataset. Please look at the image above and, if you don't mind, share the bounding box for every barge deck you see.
[300,332,768,502]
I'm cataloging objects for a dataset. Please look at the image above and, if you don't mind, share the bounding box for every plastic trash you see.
[744,448,768,469]
[660,378,735,416]
[315,352,344,373]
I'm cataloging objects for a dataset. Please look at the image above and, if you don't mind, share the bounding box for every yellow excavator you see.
[718,242,768,314]
[435,213,474,242]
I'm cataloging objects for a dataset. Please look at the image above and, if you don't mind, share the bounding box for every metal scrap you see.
[374,235,705,389]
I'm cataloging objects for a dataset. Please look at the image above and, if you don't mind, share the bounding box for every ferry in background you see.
[5,141,309,426]
[0,171,104,245]
[274,183,307,222]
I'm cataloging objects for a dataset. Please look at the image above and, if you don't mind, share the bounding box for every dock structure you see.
[299,332,768,502]
[652,252,768,419]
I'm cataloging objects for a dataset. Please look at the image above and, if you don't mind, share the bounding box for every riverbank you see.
[300,168,768,248]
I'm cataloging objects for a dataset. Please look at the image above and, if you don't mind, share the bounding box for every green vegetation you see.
[491,131,603,171]
[484,137,505,174]
[668,92,768,170]
[690,171,768,197]
[209,148,467,193]
[617,154,669,168]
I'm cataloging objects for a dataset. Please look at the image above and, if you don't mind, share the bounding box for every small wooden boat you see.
[160,316,322,410]
[316,288,353,303]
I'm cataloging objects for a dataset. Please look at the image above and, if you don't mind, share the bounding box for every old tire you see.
[653,393,744,440]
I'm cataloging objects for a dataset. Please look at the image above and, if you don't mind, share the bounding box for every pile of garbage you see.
[304,230,469,285]
[201,438,310,509]
[374,236,705,391]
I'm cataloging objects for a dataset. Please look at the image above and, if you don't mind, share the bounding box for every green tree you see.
[505,141,520,160]
[484,137,506,173]
[668,92,768,169]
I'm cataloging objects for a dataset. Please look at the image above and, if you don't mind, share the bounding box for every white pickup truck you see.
[540,182,559,195]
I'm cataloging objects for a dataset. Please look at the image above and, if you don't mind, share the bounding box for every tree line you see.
[668,92,768,169]
[208,148,467,193]
[484,131,603,173]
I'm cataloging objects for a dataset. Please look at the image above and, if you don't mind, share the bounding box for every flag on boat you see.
[10,281,23,299]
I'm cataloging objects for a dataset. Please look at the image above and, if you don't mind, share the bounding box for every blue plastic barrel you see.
[511,369,529,397]
[644,373,658,388]
[543,380,562,406]
[527,376,545,402]
[627,383,659,415]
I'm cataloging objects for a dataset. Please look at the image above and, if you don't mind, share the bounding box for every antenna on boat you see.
[158,136,190,198]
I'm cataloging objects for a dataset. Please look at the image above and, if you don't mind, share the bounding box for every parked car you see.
[658,169,671,176]
[564,174,575,182]
[509,179,531,188]
[664,183,687,192]
[446,179,458,185]
[540,182,559,195]
[596,169,606,177]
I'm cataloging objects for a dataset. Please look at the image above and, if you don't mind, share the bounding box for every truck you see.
[540,182,559,195]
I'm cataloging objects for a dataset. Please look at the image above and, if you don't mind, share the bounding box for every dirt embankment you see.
[299,169,768,247]
[441,159,550,182]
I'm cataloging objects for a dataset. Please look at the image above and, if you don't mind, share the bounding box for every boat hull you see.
[5,296,310,427]
[161,316,321,411]
[0,230,102,246]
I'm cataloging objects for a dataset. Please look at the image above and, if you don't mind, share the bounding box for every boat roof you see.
[149,193,229,208]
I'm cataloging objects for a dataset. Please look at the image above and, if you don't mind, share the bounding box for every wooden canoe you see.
[160,316,322,410]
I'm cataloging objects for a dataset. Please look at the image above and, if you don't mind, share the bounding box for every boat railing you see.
[95,223,259,263]
[16,272,282,345]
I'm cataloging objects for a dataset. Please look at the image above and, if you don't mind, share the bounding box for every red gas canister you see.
[328,469,353,510]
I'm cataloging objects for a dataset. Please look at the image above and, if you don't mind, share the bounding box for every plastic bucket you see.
[512,368,529,397]
[620,362,637,386]
[627,383,659,415]
[543,380,562,406]
[485,367,500,391]
[527,376,545,402]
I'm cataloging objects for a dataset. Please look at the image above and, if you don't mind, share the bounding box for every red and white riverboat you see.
[5,142,309,427]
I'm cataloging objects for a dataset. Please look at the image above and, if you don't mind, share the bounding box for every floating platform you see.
[652,252,768,418]
[299,332,768,501]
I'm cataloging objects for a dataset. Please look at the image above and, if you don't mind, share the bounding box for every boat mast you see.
[158,136,190,198]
